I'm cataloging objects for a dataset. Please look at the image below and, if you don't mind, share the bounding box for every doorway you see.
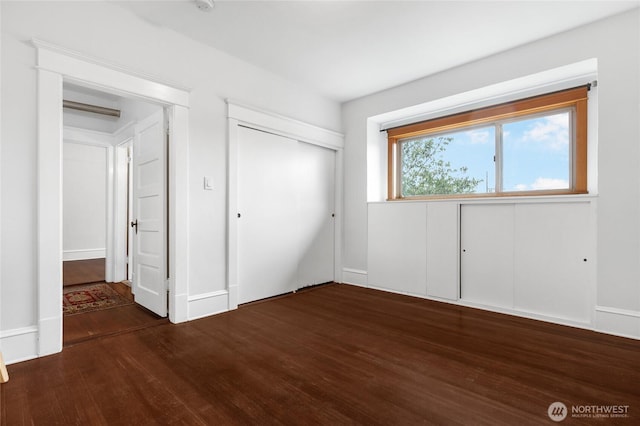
[34,40,191,358]
[61,84,167,345]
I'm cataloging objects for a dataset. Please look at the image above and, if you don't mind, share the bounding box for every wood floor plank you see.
[63,302,167,347]
[3,283,639,425]
[63,258,106,286]
[63,281,164,347]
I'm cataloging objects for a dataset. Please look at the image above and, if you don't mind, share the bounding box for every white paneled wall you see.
[462,202,593,324]
[426,203,459,300]
[513,203,592,323]
[461,204,515,309]
[368,199,595,327]
[368,202,427,295]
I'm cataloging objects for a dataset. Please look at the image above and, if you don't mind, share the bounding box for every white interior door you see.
[237,126,299,304]
[132,110,167,316]
[297,141,335,287]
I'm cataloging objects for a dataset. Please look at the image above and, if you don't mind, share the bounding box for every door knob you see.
[130,220,138,234]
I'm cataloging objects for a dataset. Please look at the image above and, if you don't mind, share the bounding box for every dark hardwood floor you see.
[62,258,164,346]
[2,283,639,425]
[63,258,106,286]
[63,302,167,348]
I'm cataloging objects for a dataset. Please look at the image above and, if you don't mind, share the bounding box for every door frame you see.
[113,136,134,284]
[34,40,190,358]
[226,100,344,309]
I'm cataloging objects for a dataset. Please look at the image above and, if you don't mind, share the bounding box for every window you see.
[387,86,588,199]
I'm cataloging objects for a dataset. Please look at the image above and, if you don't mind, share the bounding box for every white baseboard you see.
[0,326,39,365]
[170,291,189,324]
[342,281,640,341]
[595,306,640,340]
[228,284,238,310]
[63,248,106,261]
[38,315,62,357]
[341,268,368,287]
[187,290,229,321]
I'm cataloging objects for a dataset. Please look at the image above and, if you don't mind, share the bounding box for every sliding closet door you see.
[297,141,335,287]
[237,127,336,304]
[460,204,515,309]
[237,127,299,304]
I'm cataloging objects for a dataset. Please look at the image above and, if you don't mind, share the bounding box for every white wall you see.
[0,1,340,363]
[62,142,107,260]
[342,9,640,338]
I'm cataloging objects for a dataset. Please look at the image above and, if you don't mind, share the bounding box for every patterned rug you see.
[63,282,134,316]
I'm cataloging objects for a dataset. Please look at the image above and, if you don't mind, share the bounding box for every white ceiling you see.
[115,0,639,103]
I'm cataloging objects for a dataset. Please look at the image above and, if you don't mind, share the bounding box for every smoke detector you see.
[195,0,214,12]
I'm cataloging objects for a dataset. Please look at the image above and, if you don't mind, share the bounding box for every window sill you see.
[377,191,596,205]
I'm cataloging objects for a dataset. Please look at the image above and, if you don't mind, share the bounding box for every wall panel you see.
[514,202,593,323]
[426,202,459,300]
[460,204,515,309]
[368,202,427,295]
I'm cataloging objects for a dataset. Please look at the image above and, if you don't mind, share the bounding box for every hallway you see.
[62,259,166,347]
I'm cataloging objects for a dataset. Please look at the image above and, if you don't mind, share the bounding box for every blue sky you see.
[435,111,570,193]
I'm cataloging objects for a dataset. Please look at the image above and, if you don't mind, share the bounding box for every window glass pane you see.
[401,126,495,196]
[502,111,571,192]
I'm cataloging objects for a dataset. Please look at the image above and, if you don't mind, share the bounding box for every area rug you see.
[63,282,133,316]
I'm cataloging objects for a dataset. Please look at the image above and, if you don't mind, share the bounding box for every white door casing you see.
[113,138,133,283]
[132,110,168,317]
[35,40,190,358]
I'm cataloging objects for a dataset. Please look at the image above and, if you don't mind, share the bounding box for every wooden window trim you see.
[387,86,588,200]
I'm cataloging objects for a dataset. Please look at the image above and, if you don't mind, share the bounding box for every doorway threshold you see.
[63,303,168,348]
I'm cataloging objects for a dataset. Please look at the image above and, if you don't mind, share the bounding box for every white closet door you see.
[237,127,300,304]
[426,202,459,300]
[460,204,515,309]
[237,127,335,304]
[514,202,592,322]
[368,202,428,295]
[297,141,335,287]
